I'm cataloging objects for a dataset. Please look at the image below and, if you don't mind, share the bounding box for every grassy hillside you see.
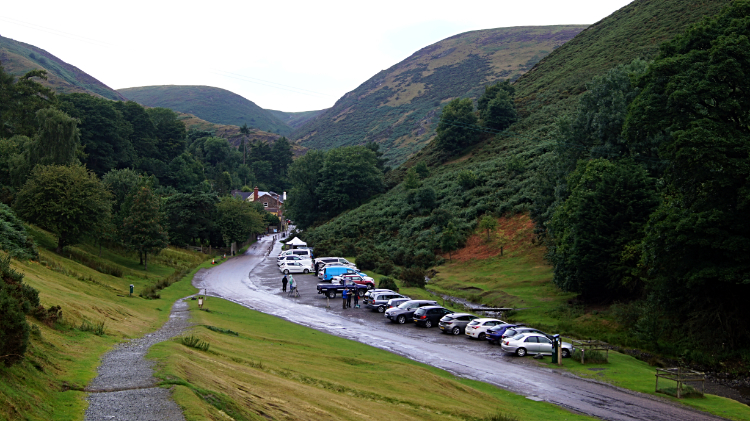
[265,108,326,130]
[300,0,731,308]
[176,112,308,157]
[119,85,292,135]
[0,35,126,101]
[291,25,586,165]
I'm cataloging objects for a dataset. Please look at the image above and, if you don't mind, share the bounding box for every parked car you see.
[279,249,313,259]
[501,327,548,341]
[385,300,438,324]
[439,313,479,335]
[501,333,574,358]
[364,291,409,313]
[320,266,359,281]
[331,273,375,289]
[413,306,453,328]
[386,297,411,309]
[278,261,313,274]
[314,257,356,276]
[363,289,395,300]
[464,318,506,340]
[485,323,522,344]
[277,255,312,266]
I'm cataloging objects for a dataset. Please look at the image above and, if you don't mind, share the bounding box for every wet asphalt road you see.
[195,237,724,421]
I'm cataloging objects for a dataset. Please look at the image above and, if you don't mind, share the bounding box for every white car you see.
[279,261,313,274]
[501,333,574,358]
[465,318,506,340]
[277,255,312,266]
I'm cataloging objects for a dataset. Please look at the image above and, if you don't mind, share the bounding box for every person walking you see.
[346,287,353,308]
[281,274,288,292]
[353,289,359,308]
[288,275,295,296]
[342,287,348,309]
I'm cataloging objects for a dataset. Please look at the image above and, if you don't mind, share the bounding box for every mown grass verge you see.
[0,226,206,421]
[148,296,597,421]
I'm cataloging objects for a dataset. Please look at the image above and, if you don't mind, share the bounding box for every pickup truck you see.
[330,274,375,290]
[316,281,369,299]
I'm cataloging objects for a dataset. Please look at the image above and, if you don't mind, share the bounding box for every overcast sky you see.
[1,0,632,112]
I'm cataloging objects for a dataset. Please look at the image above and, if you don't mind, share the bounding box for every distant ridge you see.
[290,25,587,165]
[0,34,126,100]
[119,85,292,135]
[265,109,327,130]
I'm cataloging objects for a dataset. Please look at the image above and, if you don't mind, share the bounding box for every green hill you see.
[290,25,587,165]
[301,0,731,275]
[118,85,292,135]
[266,109,326,130]
[0,35,126,101]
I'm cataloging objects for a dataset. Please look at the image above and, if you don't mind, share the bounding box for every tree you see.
[625,1,750,348]
[402,167,421,190]
[147,107,187,162]
[122,186,168,270]
[0,203,37,259]
[285,150,325,228]
[435,98,478,155]
[0,66,57,138]
[477,214,498,241]
[14,165,112,253]
[477,80,515,115]
[548,159,658,300]
[239,123,251,164]
[203,137,230,165]
[30,108,80,166]
[270,137,294,190]
[441,221,459,261]
[163,192,218,247]
[316,146,384,217]
[480,89,517,131]
[58,93,135,175]
[216,196,265,246]
[113,101,159,159]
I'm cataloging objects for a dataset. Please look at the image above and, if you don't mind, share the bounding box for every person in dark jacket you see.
[353,288,359,308]
[346,287,353,308]
[282,275,288,292]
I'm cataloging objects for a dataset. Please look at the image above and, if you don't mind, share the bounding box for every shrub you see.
[484,413,519,421]
[0,254,39,367]
[33,305,63,326]
[0,203,38,260]
[205,325,238,336]
[376,259,394,276]
[378,276,399,292]
[355,252,379,271]
[401,267,426,288]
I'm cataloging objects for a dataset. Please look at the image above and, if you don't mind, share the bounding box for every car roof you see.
[402,299,437,304]
[445,313,475,317]
[471,318,504,323]
[417,305,446,310]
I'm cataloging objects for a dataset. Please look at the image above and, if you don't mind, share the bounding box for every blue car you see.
[486,323,521,344]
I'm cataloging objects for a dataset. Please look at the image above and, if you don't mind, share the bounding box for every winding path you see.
[84,297,192,421]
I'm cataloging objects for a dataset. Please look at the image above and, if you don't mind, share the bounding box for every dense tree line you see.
[0,62,282,365]
[537,1,750,354]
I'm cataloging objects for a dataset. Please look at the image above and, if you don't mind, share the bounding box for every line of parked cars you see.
[276,251,574,358]
[363,290,575,358]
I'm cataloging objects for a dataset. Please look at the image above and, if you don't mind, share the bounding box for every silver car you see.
[438,313,478,335]
[500,333,574,358]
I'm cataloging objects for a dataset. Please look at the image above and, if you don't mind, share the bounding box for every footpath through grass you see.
[0,226,209,421]
[149,295,596,421]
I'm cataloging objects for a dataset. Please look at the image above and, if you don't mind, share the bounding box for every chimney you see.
[253,186,259,201]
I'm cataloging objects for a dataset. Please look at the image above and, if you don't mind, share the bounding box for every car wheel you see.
[451,327,461,335]
[367,284,373,290]
[516,347,527,357]
[397,315,406,324]
[284,269,289,274]
[478,333,486,341]
[358,289,365,297]
[424,320,432,328]
[327,290,336,299]
[378,306,385,313]
[303,269,309,274]
[562,348,571,358]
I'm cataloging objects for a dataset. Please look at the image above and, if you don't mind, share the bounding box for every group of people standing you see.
[341,287,359,309]
[281,274,296,294]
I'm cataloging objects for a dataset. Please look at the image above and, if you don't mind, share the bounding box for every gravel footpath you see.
[84,296,193,421]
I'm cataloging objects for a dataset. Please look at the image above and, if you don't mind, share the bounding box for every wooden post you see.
[655,370,659,393]
[581,348,585,364]
[557,338,562,366]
